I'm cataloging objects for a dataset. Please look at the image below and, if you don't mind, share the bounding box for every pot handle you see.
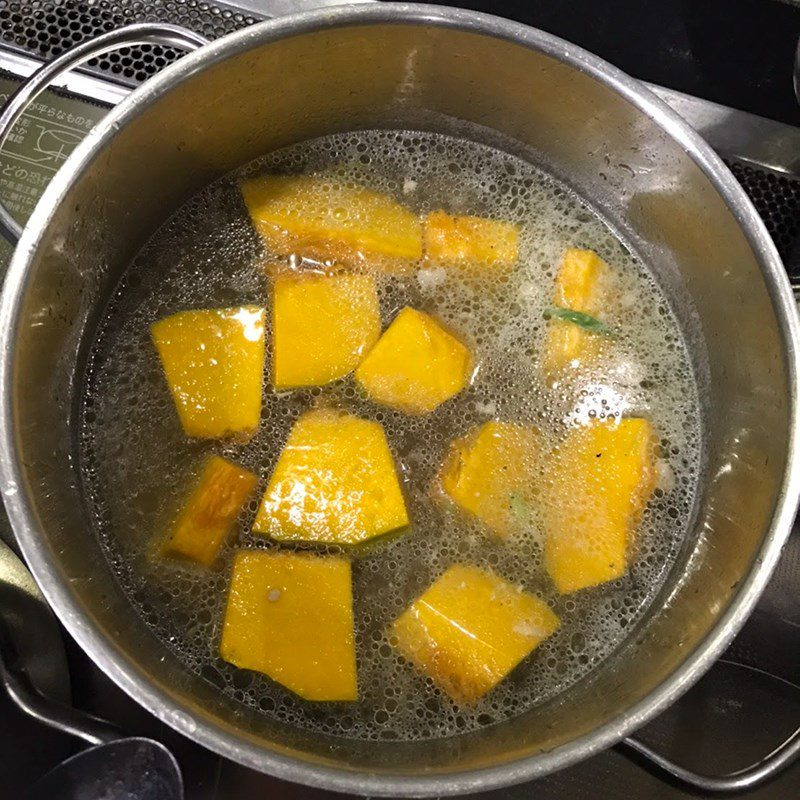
[0,620,121,747]
[619,725,800,793]
[0,23,210,246]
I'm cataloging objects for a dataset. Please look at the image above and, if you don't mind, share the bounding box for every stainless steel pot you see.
[0,4,799,795]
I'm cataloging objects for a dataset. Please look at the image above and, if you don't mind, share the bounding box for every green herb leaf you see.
[509,493,534,523]
[544,306,615,337]
[508,493,545,547]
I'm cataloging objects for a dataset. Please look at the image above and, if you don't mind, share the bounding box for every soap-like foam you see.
[80,129,701,741]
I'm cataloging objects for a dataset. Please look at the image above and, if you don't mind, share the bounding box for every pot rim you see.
[1,4,798,795]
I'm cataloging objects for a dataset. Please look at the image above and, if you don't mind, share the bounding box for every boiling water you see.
[80,130,701,741]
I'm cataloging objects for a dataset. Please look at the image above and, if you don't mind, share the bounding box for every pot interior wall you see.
[6,16,792,779]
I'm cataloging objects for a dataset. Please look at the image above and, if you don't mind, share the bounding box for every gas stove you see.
[0,1,799,797]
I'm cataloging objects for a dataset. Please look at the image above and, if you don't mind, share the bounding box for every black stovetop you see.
[444,0,800,129]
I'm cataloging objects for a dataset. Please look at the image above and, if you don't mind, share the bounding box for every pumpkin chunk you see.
[220,550,357,701]
[272,272,380,389]
[440,420,542,539]
[542,248,608,380]
[253,409,408,545]
[164,455,257,566]
[355,307,472,415]
[424,210,519,269]
[151,306,265,439]
[391,564,559,704]
[544,418,657,594]
[241,174,423,267]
